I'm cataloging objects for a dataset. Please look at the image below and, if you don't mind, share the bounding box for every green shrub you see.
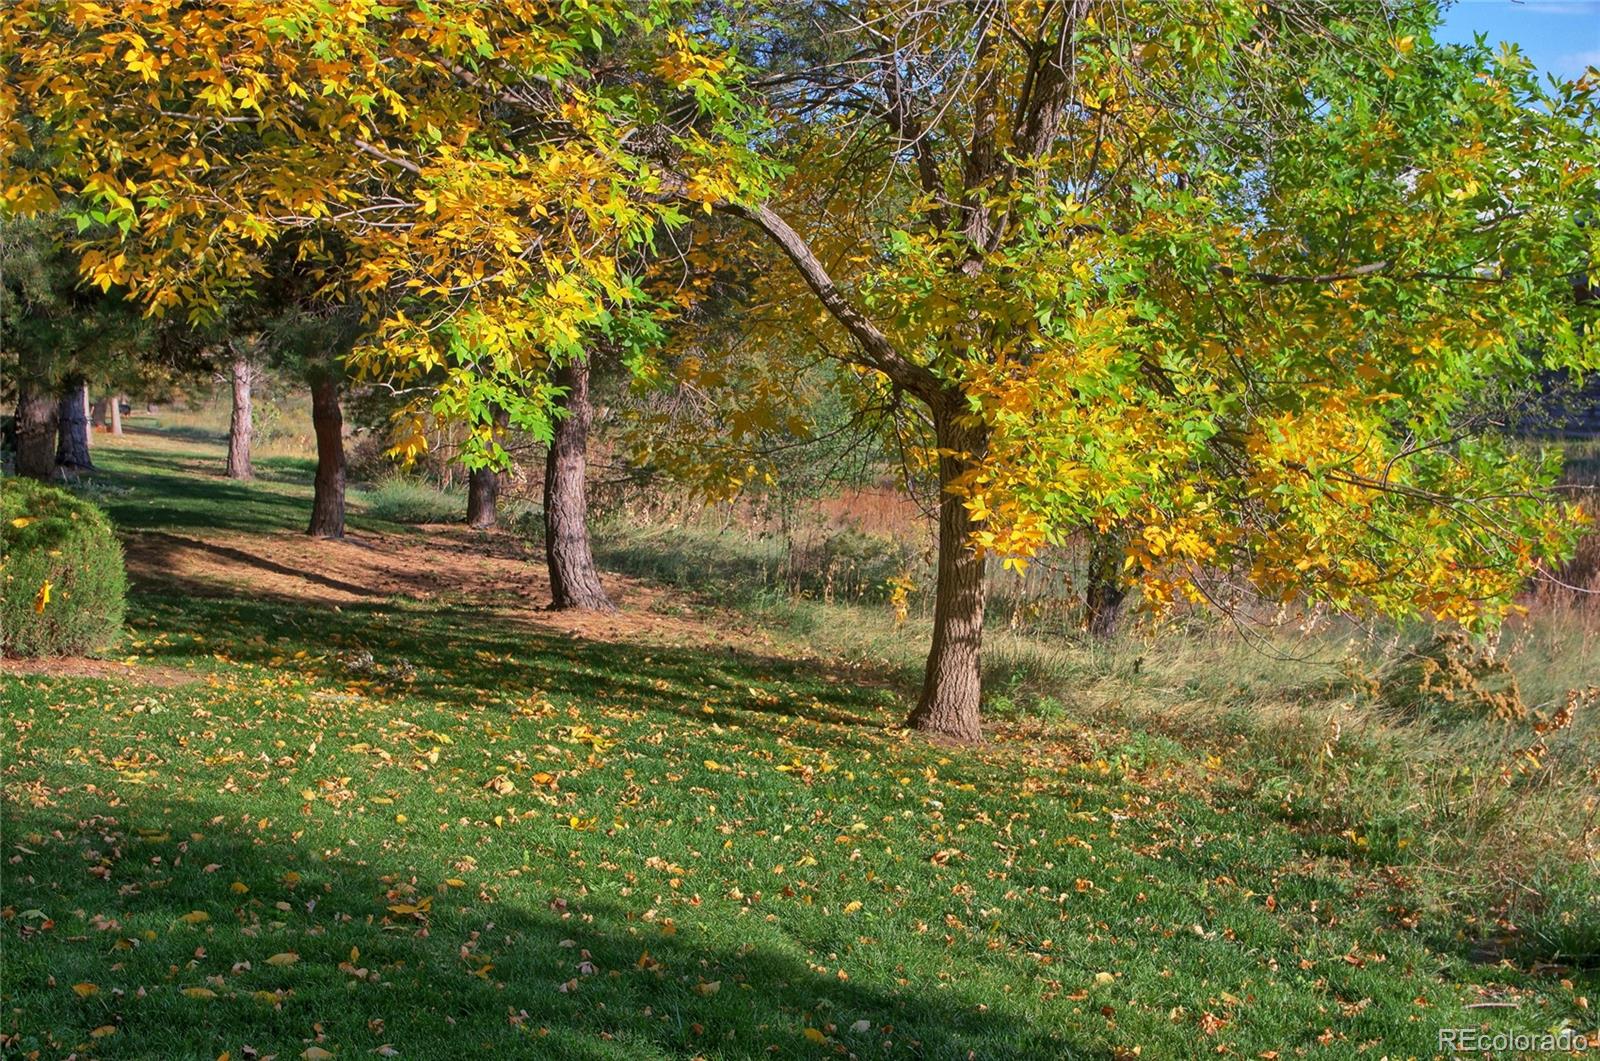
[1,477,127,657]
[361,474,462,524]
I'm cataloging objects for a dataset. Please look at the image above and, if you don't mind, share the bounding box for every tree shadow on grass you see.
[0,795,1106,1060]
[88,445,395,537]
[126,583,912,759]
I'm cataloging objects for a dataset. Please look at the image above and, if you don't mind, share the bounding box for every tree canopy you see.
[3,0,1595,739]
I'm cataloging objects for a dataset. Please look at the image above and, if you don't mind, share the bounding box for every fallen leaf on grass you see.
[72,982,99,997]
[266,952,299,967]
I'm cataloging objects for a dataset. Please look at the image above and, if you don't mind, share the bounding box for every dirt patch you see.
[121,525,735,648]
[0,655,197,687]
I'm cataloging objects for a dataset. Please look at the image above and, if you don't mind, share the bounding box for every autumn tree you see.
[705,0,1598,739]
[2,0,769,592]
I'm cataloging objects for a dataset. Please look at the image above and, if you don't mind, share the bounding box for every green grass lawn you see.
[3,438,1595,1059]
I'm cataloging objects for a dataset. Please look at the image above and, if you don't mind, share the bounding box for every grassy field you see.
[3,433,1597,1059]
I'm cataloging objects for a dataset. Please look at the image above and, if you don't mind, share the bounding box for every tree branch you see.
[716,200,940,399]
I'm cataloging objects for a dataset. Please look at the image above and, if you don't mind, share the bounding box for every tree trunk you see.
[1084,528,1129,640]
[227,354,254,480]
[467,465,500,528]
[466,407,507,529]
[543,358,613,611]
[15,383,58,481]
[91,396,109,428]
[54,378,93,470]
[306,374,345,538]
[905,400,988,742]
[109,394,123,436]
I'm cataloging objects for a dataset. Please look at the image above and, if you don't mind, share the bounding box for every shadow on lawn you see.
[0,795,1102,1060]
[89,442,391,537]
[128,570,910,749]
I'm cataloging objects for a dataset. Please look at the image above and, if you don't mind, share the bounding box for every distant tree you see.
[0,217,153,480]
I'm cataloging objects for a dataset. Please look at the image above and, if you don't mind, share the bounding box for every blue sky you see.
[1435,0,1600,79]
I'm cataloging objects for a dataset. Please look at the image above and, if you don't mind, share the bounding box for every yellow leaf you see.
[803,1028,827,1044]
[182,987,217,999]
[350,946,360,962]
[703,760,721,771]
[72,982,99,997]
[178,910,210,924]
[10,516,33,528]
[91,1025,118,1038]
[303,1049,334,1060]
[694,980,721,995]
[1094,971,1115,986]
[32,579,53,614]
[231,881,250,894]
[266,952,299,967]
[842,901,862,915]
[444,878,466,888]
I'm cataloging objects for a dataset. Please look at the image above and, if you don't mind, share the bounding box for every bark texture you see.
[905,401,987,742]
[15,383,58,481]
[466,407,507,529]
[227,354,254,480]
[306,374,345,538]
[54,378,94,470]
[543,359,613,611]
[467,465,500,528]
[109,395,123,436]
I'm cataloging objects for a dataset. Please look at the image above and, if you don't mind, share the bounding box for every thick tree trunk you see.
[306,374,345,538]
[227,354,254,480]
[109,395,123,436]
[905,401,988,742]
[15,383,58,481]
[54,378,93,470]
[543,359,613,611]
[1084,528,1129,640]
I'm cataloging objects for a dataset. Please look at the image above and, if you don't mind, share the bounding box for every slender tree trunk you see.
[91,397,109,428]
[15,382,58,481]
[466,407,507,529]
[543,358,613,611]
[54,378,93,470]
[1084,528,1129,640]
[109,395,123,436]
[467,465,500,529]
[306,374,345,538]
[227,354,255,480]
[905,399,988,742]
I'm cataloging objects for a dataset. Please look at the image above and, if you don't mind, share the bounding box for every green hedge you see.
[2,477,127,657]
